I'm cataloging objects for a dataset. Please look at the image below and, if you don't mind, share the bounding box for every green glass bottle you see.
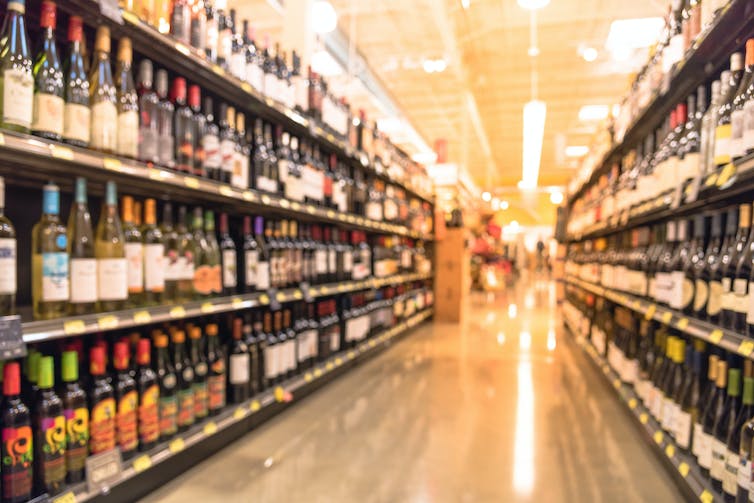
[68,177,96,315]
[32,183,68,320]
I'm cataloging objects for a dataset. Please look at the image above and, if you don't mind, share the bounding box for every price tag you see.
[261,195,271,205]
[243,191,256,202]
[64,319,86,335]
[678,462,689,477]
[133,311,151,324]
[291,202,301,211]
[676,318,689,330]
[170,306,186,319]
[739,340,754,357]
[661,311,673,324]
[704,173,718,187]
[97,315,119,330]
[644,305,657,321]
[326,362,334,371]
[653,431,663,444]
[279,199,290,208]
[639,413,648,424]
[169,438,185,453]
[184,177,200,189]
[348,351,356,360]
[293,290,303,300]
[231,297,244,309]
[314,368,323,378]
[233,407,246,420]
[628,398,637,410]
[710,329,724,343]
[338,284,347,292]
[103,157,121,171]
[700,490,714,503]
[132,454,152,473]
[0,133,4,145]
[304,372,313,382]
[212,65,225,76]
[306,205,317,214]
[148,168,162,180]
[665,444,675,458]
[241,82,252,93]
[369,340,377,348]
[259,294,270,305]
[268,288,281,311]
[320,286,330,295]
[203,422,218,435]
[219,186,234,197]
[335,357,343,366]
[0,315,24,360]
[274,386,285,402]
[326,210,336,219]
[50,144,74,160]
[276,292,286,303]
[716,163,736,187]
[201,302,215,314]
[51,491,77,503]
[250,400,261,412]
[85,448,123,492]
[612,378,620,389]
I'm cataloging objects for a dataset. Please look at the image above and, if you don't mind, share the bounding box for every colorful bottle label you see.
[32,92,64,136]
[193,264,213,295]
[138,384,160,446]
[36,415,66,487]
[222,250,237,288]
[89,398,116,454]
[193,379,208,419]
[0,238,17,295]
[202,133,220,169]
[63,102,91,144]
[2,425,33,500]
[3,68,33,128]
[158,395,178,438]
[208,366,226,411]
[116,390,138,453]
[177,388,195,428]
[63,407,89,474]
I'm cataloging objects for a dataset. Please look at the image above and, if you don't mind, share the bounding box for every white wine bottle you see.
[32,183,68,319]
[0,177,17,315]
[96,181,127,311]
[142,198,164,305]
[67,177,96,315]
[115,37,138,158]
[89,26,117,153]
[122,195,143,306]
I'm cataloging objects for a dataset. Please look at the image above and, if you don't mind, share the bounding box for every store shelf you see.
[0,130,431,240]
[22,272,433,343]
[564,324,721,502]
[54,0,434,207]
[48,308,433,503]
[568,0,754,207]
[564,276,754,358]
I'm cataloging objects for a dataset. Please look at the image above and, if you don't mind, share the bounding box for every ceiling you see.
[231,0,660,191]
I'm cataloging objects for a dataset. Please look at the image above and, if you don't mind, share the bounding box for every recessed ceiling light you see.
[517,0,550,10]
[550,191,564,204]
[578,105,609,122]
[501,201,509,210]
[528,46,540,57]
[312,1,338,34]
[582,47,598,62]
[461,0,471,9]
[565,145,589,157]
[482,191,492,202]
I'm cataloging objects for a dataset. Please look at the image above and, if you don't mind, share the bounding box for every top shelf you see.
[567,0,754,207]
[58,0,434,206]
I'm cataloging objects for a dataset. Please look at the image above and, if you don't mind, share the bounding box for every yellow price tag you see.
[133,310,152,324]
[51,491,77,503]
[710,329,724,343]
[261,195,271,205]
[148,168,162,180]
[308,289,317,299]
[291,202,301,211]
[259,294,270,304]
[174,42,190,55]
[274,386,285,402]
[242,191,255,201]
[639,413,648,424]
[232,297,243,309]
[612,379,620,389]
[203,422,217,435]
[219,186,234,197]
[201,302,215,314]
[628,398,637,410]
[211,65,225,76]
[276,292,286,302]
[700,490,714,503]
[665,444,675,458]
[170,306,186,318]
[326,362,334,371]
[132,454,152,473]
[0,132,5,145]
[739,340,754,356]
[169,438,185,453]
[653,431,663,444]
[304,372,313,382]
[279,199,290,208]
[644,304,657,320]
[63,319,86,335]
[103,157,121,171]
[293,290,303,300]
[314,368,323,378]
[241,82,252,93]
[306,205,317,214]
[705,173,718,187]
[676,318,689,330]
[233,407,246,420]
[716,163,736,187]
[661,311,673,324]
[97,315,119,330]
[678,462,689,477]
[183,177,200,189]
[250,400,261,412]
[369,340,377,348]
[326,210,336,218]
[335,357,343,366]
[50,144,74,160]
[338,284,346,292]
[348,351,356,360]
[321,286,330,294]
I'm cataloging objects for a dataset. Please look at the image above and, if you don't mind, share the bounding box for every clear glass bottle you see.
[32,183,68,319]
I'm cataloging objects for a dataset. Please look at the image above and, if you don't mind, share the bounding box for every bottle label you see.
[177,388,195,428]
[747,281,754,324]
[116,390,138,453]
[144,243,166,292]
[715,124,732,166]
[315,250,328,274]
[725,450,740,496]
[222,249,237,288]
[256,176,278,193]
[231,53,246,80]
[158,395,178,437]
[164,249,180,281]
[64,103,91,144]
[220,139,235,177]
[138,384,159,445]
[257,261,270,290]
[125,242,144,294]
[674,410,691,449]
[231,151,248,189]
[692,421,704,459]
[70,258,97,303]
[41,252,69,301]
[158,134,175,167]
[2,425,33,500]
[693,279,709,312]
[193,264,214,295]
[89,397,116,454]
[731,109,746,159]
[2,68,33,128]
[206,20,218,57]
[0,238,16,295]
[90,101,118,151]
[284,175,305,202]
[707,280,723,315]
[264,345,277,379]
[36,415,66,488]
[219,30,232,62]
[117,110,139,158]
[98,257,128,301]
[192,380,208,419]
[264,73,278,101]
[733,278,749,314]
[743,100,754,153]
[740,457,752,494]
[712,437,727,481]
[247,63,264,92]
[203,134,220,168]
[295,77,308,110]
[32,93,64,136]
[244,250,258,287]
[229,353,250,384]
[208,369,226,411]
[330,329,340,352]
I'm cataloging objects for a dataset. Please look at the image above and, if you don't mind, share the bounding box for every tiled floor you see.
[141,278,682,502]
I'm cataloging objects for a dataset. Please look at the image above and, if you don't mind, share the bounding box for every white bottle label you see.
[220,139,235,177]
[264,345,276,379]
[3,68,33,128]
[231,53,246,80]
[229,353,249,384]
[117,110,139,158]
[743,100,754,153]
[707,280,723,315]
[694,279,709,311]
[41,252,68,301]
[69,258,97,303]
[725,450,741,496]
[740,457,752,495]
[144,243,165,292]
[747,282,754,324]
[222,249,237,287]
[295,77,308,110]
[344,251,353,273]
[90,101,118,151]
[315,250,327,274]
[248,64,264,93]
[125,242,143,292]
[0,238,16,295]
[328,249,336,274]
[712,437,727,481]
[164,249,181,281]
[731,109,746,159]
[734,278,749,314]
[674,410,692,449]
[256,261,270,290]
[264,73,278,100]
[692,422,705,460]
[32,93,64,136]
[64,103,91,144]
[98,257,127,300]
[244,250,258,286]
[203,133,220,168]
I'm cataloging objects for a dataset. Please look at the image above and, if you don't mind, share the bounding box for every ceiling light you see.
[423,58,447,73]
[411,151,438,165]
[482,191,492,202]
[491,198,501,210]
[501,201,509,210]
[461,0,471,9]
[550,191,564,204]
[582,47,598,62]
[527,46,540,57]
[434,59,447,72]
[520,100,546,189]
[578,105,609,122]
[311,50,343,76]
[517,0,550,9]
[606,17,664,50]
[312,1,338,34]
[565,145,589,157]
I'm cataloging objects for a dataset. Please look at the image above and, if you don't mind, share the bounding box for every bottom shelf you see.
[52,308,434,503]
[565,323,722,503]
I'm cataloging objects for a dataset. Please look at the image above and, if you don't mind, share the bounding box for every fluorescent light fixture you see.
[578,105,609,122]
[423,58,447,73]
[520,100,546,189]
[517,0,550,9]
[411,151,438,165]
[312,1,338,34]
[311,50,343,76]
[550,191,564,204]
[565,145,589,157]
[582,47,598,62]
[606,17,664,50]
[482,191,492,202]
[461,0,471,8]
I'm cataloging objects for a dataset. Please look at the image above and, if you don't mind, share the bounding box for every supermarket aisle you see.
[141,279,681,503]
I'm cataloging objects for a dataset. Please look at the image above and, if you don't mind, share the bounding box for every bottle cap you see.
[243,216,251,234]
[105,181,118,206]
[61,350,79,382]
[728,368,741,396]
[40,0,57,29]
[75,177,87,204]
[67,15,83,42]
[172,77,187,102]
[90,346,106,375]
[203,96,214,118]
[94,25,111,53]
[232,318,242,340]
[220,212,229,232]
[717,360,728,387]
[155,334,168,348]
[3,362,20,396]
[254,216,264,235]
[188,85,201,109]
[26,351,40,382]
[38,356,54,389]
[711,211,722,238]
[117,37,133,64]
[138,59,153,87]
[731,52,744,72]
[676,103,687,125]
[113,341,130,370]
[206,324,218,336]
[144,199,157,225]
[137,338,151,365]
[204,210,215,231]
[189,327,201,339]
[172,330,186,344]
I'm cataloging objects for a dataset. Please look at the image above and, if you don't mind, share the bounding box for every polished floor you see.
[141,278,683,503]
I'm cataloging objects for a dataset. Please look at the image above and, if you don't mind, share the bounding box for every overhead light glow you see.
[482,191,492,202]
[517,0,550,10]
[578,105,609,122]
[527,46,540,57]
[411,151,438,165]
[461,0,471,8]
[492,198,501,211]
[606,17,664,50]
[312,1,338,34]
[423,58,448,73]
[520,100,546,189]
[311,50,343,76]
[582,47,598,62]
[565,145,589,157]
[501,201,509,210]
[550,191,564,204]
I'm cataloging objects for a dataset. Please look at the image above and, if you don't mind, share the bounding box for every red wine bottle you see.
[135,338,159,452]
[1,362,33,503]
[88,346,115,455]
[113,341,138,459]
[33,356,66,496]
[60,350,88,483]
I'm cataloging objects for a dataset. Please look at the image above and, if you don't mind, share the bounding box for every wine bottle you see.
[229,9,245,80]
[276,129,290,196]
[710,362,734,491]
[232,111,249,188]
[143,198,165,305]
[0,0,33,133]
[204,0,218,62]
[715,54,744,167]
[189,0,206,52]
[0,177,16,316]
[113,341,137,459]
[23,350,40,405]
[688,214,709,317]
[244,22,263,92]
[172,77,194,174]
[202,96,220,181]
[707,211,728,323]
[730,40,754,161]
[675,340,704,451]
[1,362,32,502]
[725,361,753,500]
[122,195,144,306]
[96,181,127,311]
[170,0,190,43]
[252,119,272,192]
[62,15,90,147]
[154,333,177,441]
[190,208,210,297]
[162,202,179,302]
[262,311,277,387]
[721,205,750,328]
[188,85,206,177]
[285,136,304,202]
[32,183,68,320]
[241,216,257,293]
[283,309,296,378]
[172,330,195,432]
[219,212,236,295]
[734,205,754,333]
[219,103,236,184]
[156,69,175,169]
[175,205,195,301]
[204,210,222,295]
[33,356,66,496]
[737,367,754,502]
[31,0,63,140]
[695,353,719,469]
[135,338,159,452]
[68,177,97,315]
[60,350,87,484]
[88,345,115,456]
[216,0,231,69]
[137,59,159,163]
[89,26,118,153]
[206,323,226,414]
[188,327,208,420]
[228,317,249,403]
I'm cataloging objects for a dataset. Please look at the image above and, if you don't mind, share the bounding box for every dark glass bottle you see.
[206,323,226,415]
[706,211,728,323]
[112,341,137,459]
[241,216,258,293]
[228,318,250,403]
[172,330,195,432]
[202,96,221,181]
[172,77,194,175]
[725,362,752,500]
[219,103,237,185]
[33,356,65,496]
[60,350,87,483]
[135,338,159,452]
[737,369,754,502]
[686,215,708,316]
[1,362,32,503]
[722,205,750,329]
[188,327,208,420]
[695,354,719,473]
[244,313,260,395]
[674,340,704,452]
[263,312,277,388]
[154,333,177,441]
[219,213,237,295]
[88,346,115,455]
[284,309,297,378]
[712,367,741,493]
[189,85,206,178]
